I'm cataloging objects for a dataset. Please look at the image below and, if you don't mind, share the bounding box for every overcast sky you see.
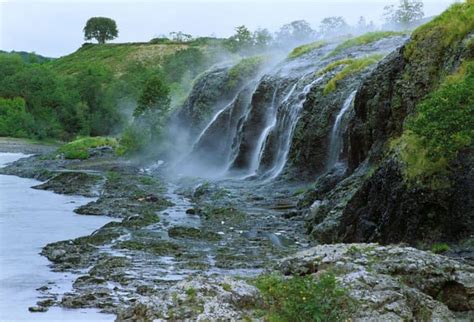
[0,0,455,57]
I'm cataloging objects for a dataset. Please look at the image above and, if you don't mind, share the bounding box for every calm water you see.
[0,153,115,321]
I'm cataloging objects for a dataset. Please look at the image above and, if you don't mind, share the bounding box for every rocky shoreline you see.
[0,142,473,320]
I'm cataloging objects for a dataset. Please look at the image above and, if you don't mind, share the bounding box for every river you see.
[0,153,115,321]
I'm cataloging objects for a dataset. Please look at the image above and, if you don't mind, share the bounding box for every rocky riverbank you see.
[0,142,472,320]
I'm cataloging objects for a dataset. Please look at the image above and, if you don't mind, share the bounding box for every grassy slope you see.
[49,43,193,76]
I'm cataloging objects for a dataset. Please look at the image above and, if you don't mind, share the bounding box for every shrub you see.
[329,31,405,57]
[116,124,149,156]
[288,41,327,59]
[406,62,474,162]
[253,273,354,322]
[57,136,117,160]
[0,97,34,138]
[431,243,450,254]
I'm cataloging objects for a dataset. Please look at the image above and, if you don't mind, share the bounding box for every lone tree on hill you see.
[83,17,118,44]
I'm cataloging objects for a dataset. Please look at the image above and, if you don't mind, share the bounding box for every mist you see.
[0,0,455,57]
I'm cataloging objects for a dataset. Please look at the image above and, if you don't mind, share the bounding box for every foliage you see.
[402,62,474,180]
[276,20,316,46]
[227,56,267,90]
[404,1,474,62]
[383,0,424,27]
[57,136,118,160]
[320,54,383,94]
[134,74,171,118]
[225,25,255,53]
[0,97,34,138]
[393,132,450,188]
[329,31,405,57]
[116,124,149,156]
[253,273,354,322]
[83,17,118,44]
[431,243,450,254]
[253,28,273,50]
[288,41,327,59]
[319,17,349,37]
[162,47,208,83]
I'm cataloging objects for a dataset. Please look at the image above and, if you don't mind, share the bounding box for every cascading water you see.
[326,90,357,170]
[257,76,324,179]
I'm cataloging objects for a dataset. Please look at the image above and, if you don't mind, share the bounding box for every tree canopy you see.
[383,0,424,27]
[83,17,118,44]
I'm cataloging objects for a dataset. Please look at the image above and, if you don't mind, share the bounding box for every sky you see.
[0,0,456,58]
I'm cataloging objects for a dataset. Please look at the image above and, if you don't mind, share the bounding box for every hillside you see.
[50,42,192,76]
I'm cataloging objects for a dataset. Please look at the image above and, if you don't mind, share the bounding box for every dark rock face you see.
[305,30,474,246]
[337,154,474,244]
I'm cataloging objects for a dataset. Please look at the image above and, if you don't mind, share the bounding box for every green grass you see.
[404,0,474,62]
[50,42,190,76]
[288,41,327,59]
[319,54,384,94]
[431,243,450,254]
[227,55,267,90]
[329,31,405,57]
[253,273,354,322]
[57,136,118,159]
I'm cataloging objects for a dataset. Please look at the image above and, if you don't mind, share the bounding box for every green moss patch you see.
[288,41,327,59]
[57,136,117,159]
[329,31,405,57]
[227,56,267,90]
[318,54,383,94]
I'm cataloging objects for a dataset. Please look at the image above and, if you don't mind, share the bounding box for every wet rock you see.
[168,226,221,241]
[185,208,196,215]
[28,306,48,313]
[116,276,260,321]
[32,172,103,197]
[277,243,474,320]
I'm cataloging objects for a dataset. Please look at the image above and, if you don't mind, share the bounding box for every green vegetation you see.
[287,41,327,59]
[405,0,474,63]
[0,98,34,138]
[319,54,383,94]
[329,31,405,57]
[83,17,118,44]
[0,53,122,139]
[57,136,117,159]
[396,61,474,187]
[253,273,354,322]
[227,55,267,90]
[431,243,450,254]
[383,0,425,27]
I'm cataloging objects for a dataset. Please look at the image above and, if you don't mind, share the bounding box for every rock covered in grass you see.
[277,243,474,320]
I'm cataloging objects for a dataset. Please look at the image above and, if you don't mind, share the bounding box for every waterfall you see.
[326,90,357,170]
[259,76,324,179]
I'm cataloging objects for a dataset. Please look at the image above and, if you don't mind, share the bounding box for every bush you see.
[253,273,354,322]
[116,125,149,156]
[406,61,474,162]
[57,136,117,160]
[287,41,327,59]
[431,243,450,254]
[0,97,34,138]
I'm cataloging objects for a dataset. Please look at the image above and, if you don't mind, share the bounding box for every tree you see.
[276,20,315,45]
[383,0,424,27]
[225,25,254,53]
[134,75,171,142]
[83,17,118,44]
[253,28,273,50]
[319,17,349,37]
[169,31,193,43]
